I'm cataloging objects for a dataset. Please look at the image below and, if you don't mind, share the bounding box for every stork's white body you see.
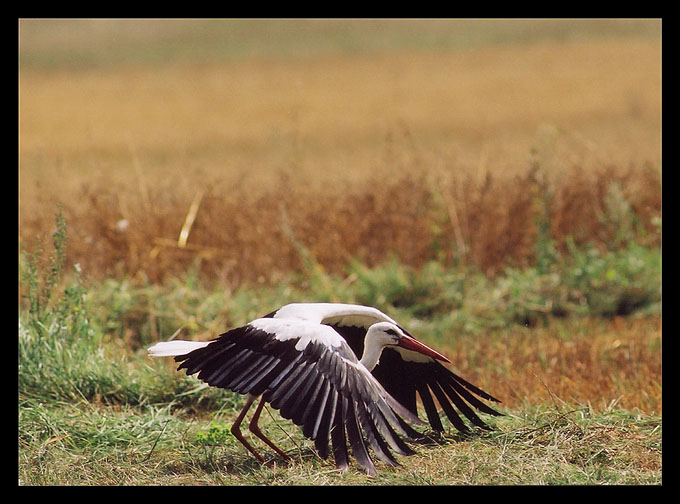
[148,302,501,475]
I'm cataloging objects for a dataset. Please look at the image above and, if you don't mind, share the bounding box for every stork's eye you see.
[384,328,398,337]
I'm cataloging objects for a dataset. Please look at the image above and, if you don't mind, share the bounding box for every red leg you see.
[230,394,265,463]
[248,397,291,461]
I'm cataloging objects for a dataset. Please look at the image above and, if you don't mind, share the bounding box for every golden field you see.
[20,22,661,284]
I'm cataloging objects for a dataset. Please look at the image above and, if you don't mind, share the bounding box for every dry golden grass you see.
[19,32,661,284]
[19,161,661,285]
[442,316,662,414]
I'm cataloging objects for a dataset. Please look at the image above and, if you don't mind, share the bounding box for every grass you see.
[18,210,661,484]
[19,396,661,485]
[19,163,661,287]
[19,19,660,70]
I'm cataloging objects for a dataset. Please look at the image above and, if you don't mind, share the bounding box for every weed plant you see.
[19,208,111,403]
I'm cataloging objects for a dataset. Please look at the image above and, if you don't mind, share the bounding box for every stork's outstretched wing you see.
[266,303,503,434]
[171,318,424,475]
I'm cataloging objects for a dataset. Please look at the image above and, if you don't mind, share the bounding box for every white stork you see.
[148,302,501,475]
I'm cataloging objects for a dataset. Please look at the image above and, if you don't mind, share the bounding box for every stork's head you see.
[366,322,450,363]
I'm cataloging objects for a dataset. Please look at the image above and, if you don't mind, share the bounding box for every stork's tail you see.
[147,340,211,358]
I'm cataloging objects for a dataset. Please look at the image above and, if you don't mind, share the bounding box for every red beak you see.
[397,335,451,363]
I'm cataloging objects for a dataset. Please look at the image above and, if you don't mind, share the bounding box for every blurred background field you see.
[20,19,660,284]
[18,19,661,484]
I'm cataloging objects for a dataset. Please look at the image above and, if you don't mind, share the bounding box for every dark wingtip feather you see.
[330,395,350,472]
[344,400,377,476]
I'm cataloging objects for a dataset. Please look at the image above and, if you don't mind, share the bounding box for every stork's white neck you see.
[359,328,388,371]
